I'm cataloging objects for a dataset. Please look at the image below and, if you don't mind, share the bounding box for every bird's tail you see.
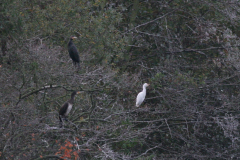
[59,115,63,128]
[59,115,62,122]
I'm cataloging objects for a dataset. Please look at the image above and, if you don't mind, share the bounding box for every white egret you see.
[136,83,150,107]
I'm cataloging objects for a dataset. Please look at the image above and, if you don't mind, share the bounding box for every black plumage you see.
[59,91,80,128]
[68,36,80,69]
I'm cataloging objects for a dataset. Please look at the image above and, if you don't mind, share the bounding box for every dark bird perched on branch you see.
[68,36,80,69]
[59,91,81,128]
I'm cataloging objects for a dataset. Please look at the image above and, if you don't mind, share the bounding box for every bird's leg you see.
[60,115,69,122]
[60,115,68,122]
[64,116,69,122]
[59,115,69,128]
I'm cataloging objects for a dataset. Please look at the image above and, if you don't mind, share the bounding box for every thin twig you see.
[134,10,177,30]
[165,118,172,138]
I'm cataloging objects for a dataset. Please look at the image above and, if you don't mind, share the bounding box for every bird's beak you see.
[72,37,77,39]
[76,91,82,94]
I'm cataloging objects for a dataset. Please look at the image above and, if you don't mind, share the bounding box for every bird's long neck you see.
[68,39,73,47]
[69,94,75,104]
[142,86,147,92]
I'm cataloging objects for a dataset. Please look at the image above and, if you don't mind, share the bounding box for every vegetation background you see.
[1,0,240,159]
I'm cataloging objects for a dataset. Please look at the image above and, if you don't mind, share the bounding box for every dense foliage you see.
[1,0,240,159]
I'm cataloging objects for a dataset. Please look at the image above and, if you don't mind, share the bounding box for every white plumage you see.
[136,83,150,107]
[65,103,73,116]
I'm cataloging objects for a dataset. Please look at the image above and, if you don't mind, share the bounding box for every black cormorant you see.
[68,36,80,69]
[59,91,80,128]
